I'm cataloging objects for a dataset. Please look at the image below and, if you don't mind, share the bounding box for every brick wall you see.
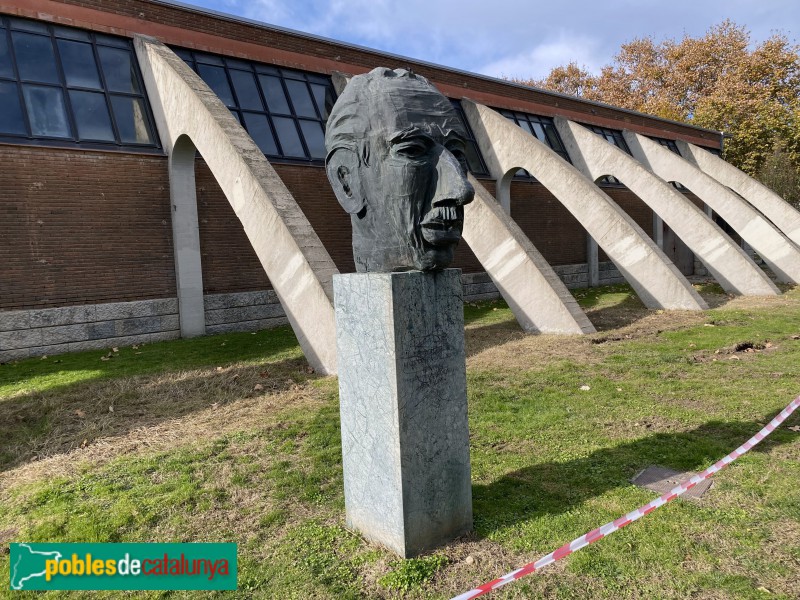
[196,161,488,297]
[0,145,175,311]
[510,180,588,265]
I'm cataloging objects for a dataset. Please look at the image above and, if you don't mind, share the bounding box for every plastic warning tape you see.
[452,395,800,600]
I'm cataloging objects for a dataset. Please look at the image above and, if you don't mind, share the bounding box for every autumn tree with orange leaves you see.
[519,20,800,207]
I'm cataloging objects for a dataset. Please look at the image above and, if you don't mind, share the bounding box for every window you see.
[449,100,488,176]
[497,109,571,180]
[500,110,571,161]
[174,48,335,162]
[648,136,690,190]
[650,136,681,155]
[0,17,159,150]
[583,124,631,185]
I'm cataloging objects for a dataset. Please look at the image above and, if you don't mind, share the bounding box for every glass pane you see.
[197,64,234,106]
[259,75,290,114]
[0,32,12,78]
[22,84,71,137]
[518,120,534,135]
[172,48,193,62]
[309,83,331,119]
[229,69,263,110]
[543,124,562,149]
[225,58,250,70]
[229,110,241,125]
[69,90,114,141]
[280,68,305,81]
[110,95,153,144]
[465,142,483,174]
[254,64,278,75]
[8,18,48,34]
[531,122,546,142]
[306,73,329,85]
[53,26,91,42]
[97,46,140,93]
[58,40,101,89]
[242,112,278,156]
[12,32,59,83]
[195,53,224,66]
[285,79,316,117]
[93,33,130,49]
[299,120,325,159]
[272,116,305,157]
[0,81,26,135]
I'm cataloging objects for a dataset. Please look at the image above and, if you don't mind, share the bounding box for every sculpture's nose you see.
[432,148,475,208]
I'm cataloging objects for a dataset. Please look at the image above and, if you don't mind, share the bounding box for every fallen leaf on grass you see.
[254,384,264,392]
[580,385,591,391]
[75,410,85,418]
[788,426,800,432]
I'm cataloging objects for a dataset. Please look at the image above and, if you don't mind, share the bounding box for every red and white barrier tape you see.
[452,395,800,600]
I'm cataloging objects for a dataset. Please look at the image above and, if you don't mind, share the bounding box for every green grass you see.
[1,284,799,599]
[0,326,302,398]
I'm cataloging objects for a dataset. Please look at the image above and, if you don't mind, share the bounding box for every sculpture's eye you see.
[446,142,469,172]
[395,141,429,159]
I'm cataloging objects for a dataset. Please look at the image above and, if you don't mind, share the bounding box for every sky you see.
[177,0,799,81]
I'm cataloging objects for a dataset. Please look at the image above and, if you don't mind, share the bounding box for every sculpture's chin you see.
[421,225,462,246]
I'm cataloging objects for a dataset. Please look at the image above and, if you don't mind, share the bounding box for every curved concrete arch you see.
[463,176,595,334]
[552,118,778,296]
[134,35,338,374]
[461,99,707,311]
[624,132,800,285]
[678,141,800,247]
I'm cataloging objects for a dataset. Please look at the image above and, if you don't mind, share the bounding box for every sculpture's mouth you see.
[421,205,462,245]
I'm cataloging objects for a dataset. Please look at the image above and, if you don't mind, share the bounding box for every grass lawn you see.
[1,282,799,599]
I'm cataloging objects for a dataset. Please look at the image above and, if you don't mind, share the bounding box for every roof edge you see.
[149,0,722,140]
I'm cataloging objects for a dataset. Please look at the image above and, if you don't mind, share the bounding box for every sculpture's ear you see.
[326,148,366,215]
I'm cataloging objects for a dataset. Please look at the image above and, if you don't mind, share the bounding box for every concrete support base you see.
[334,269,472,557]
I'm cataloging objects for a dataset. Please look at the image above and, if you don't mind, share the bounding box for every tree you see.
[518,21,800,181]
[758,141,800,208]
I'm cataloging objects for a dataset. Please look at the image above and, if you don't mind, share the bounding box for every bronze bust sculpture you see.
[325,67,474,272]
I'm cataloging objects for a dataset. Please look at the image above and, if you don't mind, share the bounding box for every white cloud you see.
[476,33,605,81]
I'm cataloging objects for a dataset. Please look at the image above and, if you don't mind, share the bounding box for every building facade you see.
[2,0,797,368]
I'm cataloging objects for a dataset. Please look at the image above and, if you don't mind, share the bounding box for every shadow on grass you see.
[465,321,526,358]
[0,325,303,398]
[472,408,799,537]
[0,355,318,473]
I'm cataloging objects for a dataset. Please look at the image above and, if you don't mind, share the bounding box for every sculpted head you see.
[325,67,474,272]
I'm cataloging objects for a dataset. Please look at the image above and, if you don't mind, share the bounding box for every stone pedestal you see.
[334,269,472,557]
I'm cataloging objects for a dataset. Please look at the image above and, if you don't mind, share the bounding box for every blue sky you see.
[178,0,799,80]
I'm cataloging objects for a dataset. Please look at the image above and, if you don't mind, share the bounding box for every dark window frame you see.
[649,136,681,155]
[648,136,690,191]
[496,109,571,181]
[174,47,335,164]
[449,100,489,177]
[582,124,632,186]
[0,16,161,153]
